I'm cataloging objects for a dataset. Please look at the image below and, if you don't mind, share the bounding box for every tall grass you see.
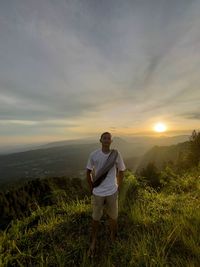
[0,170,200,266]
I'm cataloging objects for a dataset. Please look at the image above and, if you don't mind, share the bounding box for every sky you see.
[0,0,200,146]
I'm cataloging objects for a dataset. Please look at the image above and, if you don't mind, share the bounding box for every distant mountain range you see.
[0,134,189,155]
[0,135,190,190]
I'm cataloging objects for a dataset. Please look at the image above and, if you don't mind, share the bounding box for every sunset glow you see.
[153,123,167,133]
[0,0,199,146]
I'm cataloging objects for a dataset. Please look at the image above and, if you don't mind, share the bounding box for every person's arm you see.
[86,169,93,194]
[86,153,94,194]
[116,151,126,192]
[117,170,124,192]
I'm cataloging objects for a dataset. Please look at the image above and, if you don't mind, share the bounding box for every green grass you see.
[0,170,200,266]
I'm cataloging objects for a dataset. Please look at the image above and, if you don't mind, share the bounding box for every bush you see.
[139,162,161,189]
[160,166,179,187]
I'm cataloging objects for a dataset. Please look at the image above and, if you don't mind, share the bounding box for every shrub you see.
[139,162,161,189]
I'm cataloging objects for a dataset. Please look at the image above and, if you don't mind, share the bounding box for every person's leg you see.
[89,219,99,252]
[88,194,104,256]
[105,190,119,242]
[108,217,118,242]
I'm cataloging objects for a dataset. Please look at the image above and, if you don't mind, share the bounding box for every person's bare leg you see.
[108,217,118,242]
[88,219,99,256]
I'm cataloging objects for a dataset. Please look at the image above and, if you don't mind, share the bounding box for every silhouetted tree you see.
[188,129,200,167]
[140,161,161,188]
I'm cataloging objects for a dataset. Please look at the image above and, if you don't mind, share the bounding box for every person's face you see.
[100,133,112,146]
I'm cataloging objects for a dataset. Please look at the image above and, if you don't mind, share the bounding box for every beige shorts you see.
[91,190,118,221]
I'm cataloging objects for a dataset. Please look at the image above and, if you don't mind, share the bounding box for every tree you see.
[188,130,200,167]
[139,161,161,188]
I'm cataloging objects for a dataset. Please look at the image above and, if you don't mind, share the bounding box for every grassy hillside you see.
[0,176,88,231]
[136,141,190,171]
[0,168,199,267]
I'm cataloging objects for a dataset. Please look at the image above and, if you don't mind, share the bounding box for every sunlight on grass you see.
[0,169,200,266]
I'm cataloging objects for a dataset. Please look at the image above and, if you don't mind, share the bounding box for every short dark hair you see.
[100,132,112,139]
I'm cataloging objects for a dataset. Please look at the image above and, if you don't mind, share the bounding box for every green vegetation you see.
[0,130,199,266]
[0,176,88,231]
[0,167,199,266]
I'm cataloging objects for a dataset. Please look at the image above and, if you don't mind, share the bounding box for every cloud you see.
[179,112,200,120]
[0,0,200,142]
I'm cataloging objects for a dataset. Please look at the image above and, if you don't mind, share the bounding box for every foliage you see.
[0,169,199,266]
[188,129,200,167]
[1,130,200,266]
[139,162,161,189]
[0,176,88,231]
[176,129,200,171]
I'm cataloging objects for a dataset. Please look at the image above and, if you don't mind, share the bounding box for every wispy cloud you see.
[179,111,200,120]
[0,0,200,144]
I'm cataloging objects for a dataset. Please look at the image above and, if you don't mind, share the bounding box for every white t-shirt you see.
[86,148,126,196]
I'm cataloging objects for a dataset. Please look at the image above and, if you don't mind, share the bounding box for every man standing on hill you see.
[86,132,126,257]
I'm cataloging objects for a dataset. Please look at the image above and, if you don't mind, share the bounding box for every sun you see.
[153,122,167,133]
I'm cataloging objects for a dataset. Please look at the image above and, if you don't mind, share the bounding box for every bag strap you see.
[92,149,118,188]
